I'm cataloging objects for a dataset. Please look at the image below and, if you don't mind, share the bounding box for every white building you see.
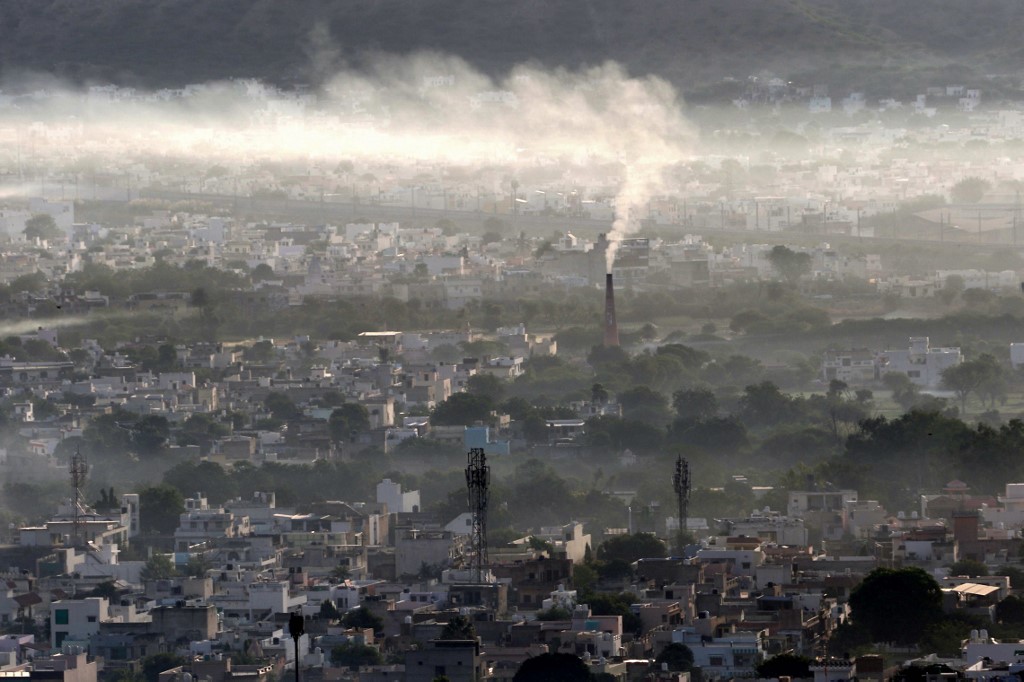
[1010,343,1024,370]
[50,597,108,648]
[822,348,876,384]
[666,625,767,678]
[376,479,420,514]
[724,510,808,547]
[981,482,1024,529]
[173,493,250,552]
[877,337,962,387]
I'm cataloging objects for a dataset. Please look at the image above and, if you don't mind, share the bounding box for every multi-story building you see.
[877,337,962,387]
[173,494,250,553]
[51,598,108,649]
[821,349,876,384]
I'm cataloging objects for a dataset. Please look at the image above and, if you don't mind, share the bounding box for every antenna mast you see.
[672,455,691,556]
[465,448,490,582]
[70,446,89,548]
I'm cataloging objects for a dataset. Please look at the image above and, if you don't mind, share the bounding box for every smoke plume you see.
[0,53,695,251]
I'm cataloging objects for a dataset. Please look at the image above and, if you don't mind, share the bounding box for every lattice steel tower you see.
[70,446,89,548]
[465,448,490,582]
[673,455,691,556]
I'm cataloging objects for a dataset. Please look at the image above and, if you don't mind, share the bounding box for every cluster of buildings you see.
[822,336,964,388]
[8,462,1024,681]
[0,318,612,491]
[4,193,1021,319]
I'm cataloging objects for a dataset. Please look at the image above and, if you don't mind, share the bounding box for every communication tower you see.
[465,448,490,582]
[672,455,691,556]
[70,447,89,548]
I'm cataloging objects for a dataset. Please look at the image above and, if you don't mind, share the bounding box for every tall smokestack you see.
[604,273,620,347]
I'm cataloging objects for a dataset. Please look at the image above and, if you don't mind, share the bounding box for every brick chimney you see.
[604,273,620,347]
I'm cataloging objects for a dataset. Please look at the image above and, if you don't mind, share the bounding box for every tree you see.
[597,533,666,564]
[942,355,1001,413]
[527,535,555,554]
[617,385,672,425]
[768,245,812,285]
[141,654,185,682]
[939,274,965,305]
[756,653,812,679]
[163,460,237,504]
[655,643,695,672]
[950,177,991,204]
[330,642,382,670]
[133,415,170,456]
[513,653,591,682]
[430,393,494,426]
[264,392,301,421]
[83,411,134,457]
[94,487,118,511]
[251,263,276,282]
[190,286,220,341]
[962,287,996,308]
[534,606,572,620]
[9,272,45,293]
[996,595,1024,624]
[522,413,549,444]
[467,373,505,403]
[439,615,476,640]
[23,214,63,241]
[319,599,341,621]
[586,592,644,633]
[883,372,921,411]
[138,485,185,535]
[88,581,120,601]
[848,567,943,645]
[947,559,988,577]
[738,381,794,428]
[996,566,1024,589]
[669,415,749,452]
[672,387,718,421]
[341,607,384,632]
[328,404,371,443]
[140,554,177,581]
[185,555,212,578]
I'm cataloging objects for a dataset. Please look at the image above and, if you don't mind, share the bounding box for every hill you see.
[1,0,1023,96]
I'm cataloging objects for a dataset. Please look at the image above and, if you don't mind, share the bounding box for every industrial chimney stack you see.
[604,273,620,347]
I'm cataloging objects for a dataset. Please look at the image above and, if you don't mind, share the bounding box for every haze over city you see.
[6,4,1024,682]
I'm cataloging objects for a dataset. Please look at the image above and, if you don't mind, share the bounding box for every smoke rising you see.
[0,53,695,250]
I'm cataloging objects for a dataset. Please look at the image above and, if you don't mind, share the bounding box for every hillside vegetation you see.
[2,0,1024,95]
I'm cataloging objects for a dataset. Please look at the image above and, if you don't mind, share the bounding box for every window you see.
[87,616,97,623]
[55,609,69,625]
